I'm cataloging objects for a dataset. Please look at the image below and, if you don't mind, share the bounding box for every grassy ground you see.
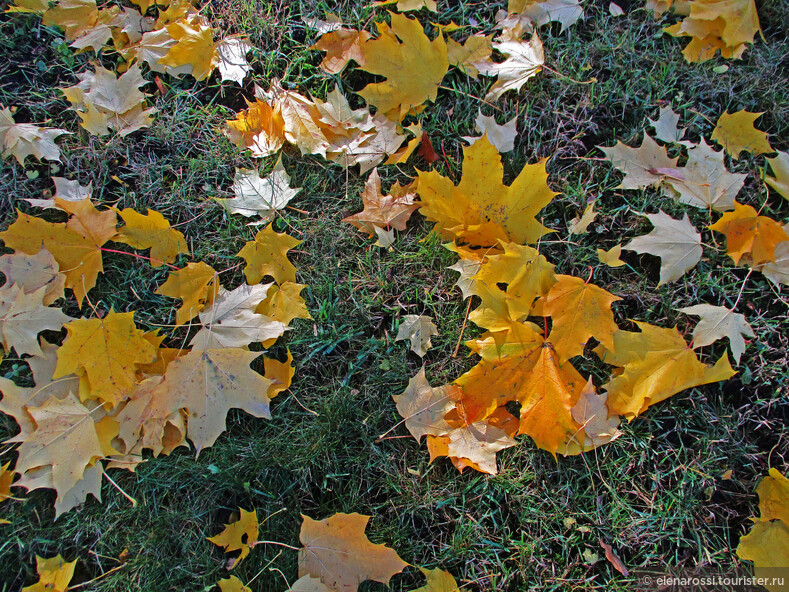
[1,0,788,590]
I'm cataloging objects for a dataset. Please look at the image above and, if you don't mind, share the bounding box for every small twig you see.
[66,564,125,590]
[438,85,502,111]
[100,247,179,270]
[452,297,474,358]
[102,472,137,508]
[732,268,753,310]
[250,540,300,550]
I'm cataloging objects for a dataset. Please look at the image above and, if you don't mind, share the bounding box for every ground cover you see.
[0,0,788,590]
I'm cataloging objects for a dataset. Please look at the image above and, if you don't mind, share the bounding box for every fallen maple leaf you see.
[42,0,99,40]
[207,508,259,569]
[358,12,448,121]
[54,312,157,405]
[599,134,679,190]
[567,201,596,235]
[236,224,300,285]
[462,111,517,152]
[648,105,692,146]
[255,282,311,328]
[21,555,77,592]
[23,176,92,210]
[298,512,409,592]
[189,283,287,349]
[543,274,620,362]
[503,0,584,33]
[558,377,621,455]
[597,244,626,268]
[10,392,110,500]
[156,261,219,325]
[411,568,461,592]
[661,138,745,212]
[396,314,439,356]
[61,65,155,136]
[737,468,789,591]
[766,152,789,201]
[446,33,493,78]
[225,99,285,158]
[216,38,252,84]
[0,461,14,503]
[0,249,65,305]
[596,322,736,418]
[159,15,218,81]
[762,241,789,287]
[219,159,302,222]
[679,303,753,364]
[708,202,789,266]
[0,106,69,164]
[115,208,189,266]
[475,29,544,101]
[417,135,556,246]
[311,28,371,74]
[287,576,333,592]
[392,367,459,442]
[142,348,273,452]
[710,110,772,158]
[0,285,72,357]
[217,576,252,592]
[624,211,702,285]
[373,0,437,10]
[342,168,419,237]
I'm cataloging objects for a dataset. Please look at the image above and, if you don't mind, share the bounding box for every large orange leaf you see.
[543,274,620,362]
[708,201,789,266]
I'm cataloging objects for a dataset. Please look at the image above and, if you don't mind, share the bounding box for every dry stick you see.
[102,471,137,508]
[66,563,126,591]
[438,85,502,112]
[250,539,300,550]
[100,247,179,270]
[451,297,474,358]
[541,64,596,85]
[732,268,754,309]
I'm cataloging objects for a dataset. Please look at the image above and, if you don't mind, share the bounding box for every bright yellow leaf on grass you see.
[737,468,789,591]
[207,508,259,569]
[22,555,77,592]
[218,576,253,592]
[411,567,461,592]
[42,0,98,40]
[54,312,157,405]
[596,322,736,419]
[225,99,286,158]
[159,17,218,81]
[0,462,14,502]
[0,211,106,305]
[358,12,448,121]
[711,110,773,158]
[156,261,219,325]
[597,244,626,267]
[416,135,557,246]
[237,224,301,285]
[115,208,189,266]
[311,28,371,74]
[709,202,789,266]
[263,351,295,399]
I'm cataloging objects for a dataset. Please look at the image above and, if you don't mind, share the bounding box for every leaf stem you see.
[99,247,179,270]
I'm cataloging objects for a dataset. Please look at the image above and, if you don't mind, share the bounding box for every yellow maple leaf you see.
[710,110,773,158]
[417,135,556,246]
[597,244,626,267]
[263,350,295,399]
[0,210,107,305]
[411,567,461,592]
[21,555,77,592]
[217,576,253,592]
[298,513,409,591]
[156,261,219,325]
[0,461,14,502]
[159,16,218,81]
[114,208,189,266]
[226,99,286,158]
[54,312,157,405]
[708,201,789,266]
[207,508,259,569]
[311,28,371,74]
[237,224,301,285]
[543,274,621,362]
[597,322,736,418]
[42,0,98,40]
[358,12,448,121]
[737,468,789,591]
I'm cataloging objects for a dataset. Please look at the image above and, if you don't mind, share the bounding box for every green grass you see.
[1,0,789,590]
